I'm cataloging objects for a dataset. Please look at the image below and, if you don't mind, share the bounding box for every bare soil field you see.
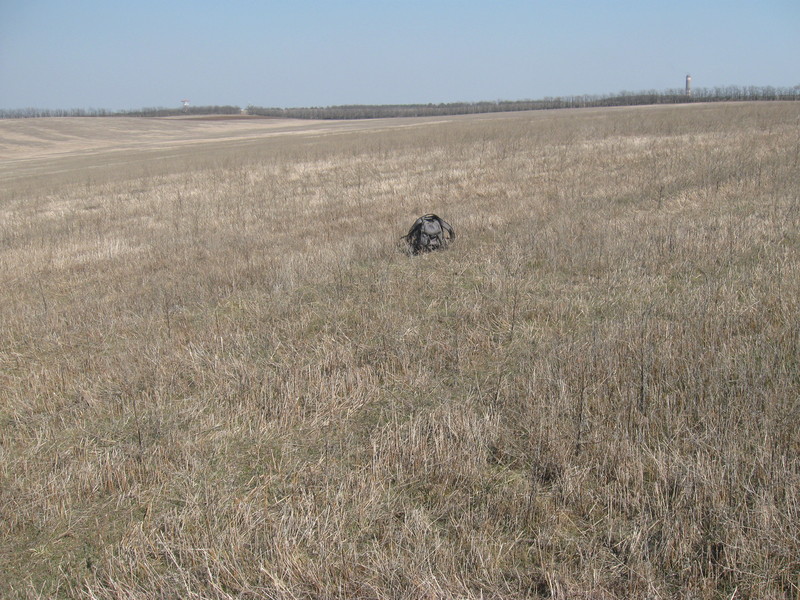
[1,103,799,598]
[0,113,484,187]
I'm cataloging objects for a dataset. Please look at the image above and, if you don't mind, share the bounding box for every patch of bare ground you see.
[1,103,798,598]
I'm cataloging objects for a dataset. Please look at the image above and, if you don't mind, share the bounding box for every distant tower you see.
[685,75,692,97]
[181,99,190,112]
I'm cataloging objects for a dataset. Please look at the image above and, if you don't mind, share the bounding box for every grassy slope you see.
[1,103,799,599]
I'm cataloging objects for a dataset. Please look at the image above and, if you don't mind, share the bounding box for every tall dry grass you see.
[1,103,799,599]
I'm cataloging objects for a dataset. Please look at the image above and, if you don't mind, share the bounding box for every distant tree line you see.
[0,107,116,118]
[2,86,798,120]
[0,104,242,119]
[117,105,242,117]
[246,86,800,119]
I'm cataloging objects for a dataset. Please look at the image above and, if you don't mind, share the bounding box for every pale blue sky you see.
[1,0,798,110]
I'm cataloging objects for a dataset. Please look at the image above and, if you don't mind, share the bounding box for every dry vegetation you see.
[1,103,799,599]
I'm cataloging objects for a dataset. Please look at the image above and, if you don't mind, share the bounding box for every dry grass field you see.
[1,103,799,599]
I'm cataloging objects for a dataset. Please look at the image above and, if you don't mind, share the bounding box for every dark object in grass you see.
[403,214,455,255]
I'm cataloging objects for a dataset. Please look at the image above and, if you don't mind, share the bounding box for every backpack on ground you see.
[403,214,455,255]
